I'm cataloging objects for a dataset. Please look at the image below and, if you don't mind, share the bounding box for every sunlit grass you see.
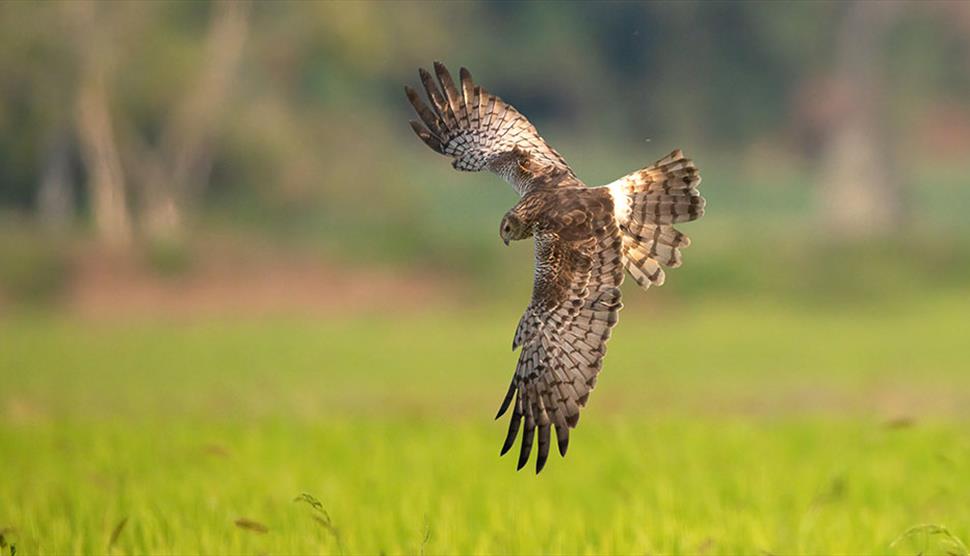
[2,294,969,554]
[2,419,969,555]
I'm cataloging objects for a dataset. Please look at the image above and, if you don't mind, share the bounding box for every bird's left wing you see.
[405,62,575,196]
[496,214,624,473]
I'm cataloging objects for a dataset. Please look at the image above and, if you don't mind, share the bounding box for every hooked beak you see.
[503,237,510,246]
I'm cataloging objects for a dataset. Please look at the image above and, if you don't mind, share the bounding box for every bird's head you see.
[499,212,528,246]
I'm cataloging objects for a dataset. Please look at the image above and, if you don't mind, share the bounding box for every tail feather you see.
[621,235,666,288]
[606,150,704,290]
[628,223,684,268]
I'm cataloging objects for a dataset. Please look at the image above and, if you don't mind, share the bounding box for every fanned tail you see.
[605,149,704,289]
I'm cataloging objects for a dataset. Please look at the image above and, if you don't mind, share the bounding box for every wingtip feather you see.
[495,381,515,420]
[535,425,550,473]
[517,423,534,470]
[408,120,442,151]
[500,413,521,456]
[556,424,569,456]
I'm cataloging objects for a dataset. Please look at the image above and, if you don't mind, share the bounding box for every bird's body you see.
[405,62,705,473]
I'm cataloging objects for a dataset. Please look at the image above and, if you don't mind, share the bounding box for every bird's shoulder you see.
[526,186,612,239]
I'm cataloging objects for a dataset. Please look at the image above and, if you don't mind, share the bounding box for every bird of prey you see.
[405,62,705,473]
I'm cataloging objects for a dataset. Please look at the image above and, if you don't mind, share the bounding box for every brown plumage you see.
[405,62,705,473]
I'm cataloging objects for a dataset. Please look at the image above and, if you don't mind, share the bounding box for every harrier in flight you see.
[405,62,705,473]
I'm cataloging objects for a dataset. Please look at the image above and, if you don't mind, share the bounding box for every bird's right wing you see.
[496,215,624,473]
[405,62,575,196]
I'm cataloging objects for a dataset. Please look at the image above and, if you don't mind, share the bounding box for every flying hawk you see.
[405,62,705,473]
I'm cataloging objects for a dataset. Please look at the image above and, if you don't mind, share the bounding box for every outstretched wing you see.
[496,209,624,473]
[405,62,575,196]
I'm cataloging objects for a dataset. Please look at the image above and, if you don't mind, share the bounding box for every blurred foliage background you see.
[0,0,968,314]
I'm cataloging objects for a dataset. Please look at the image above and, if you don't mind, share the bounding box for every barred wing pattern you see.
[405,62,575,196]
[496,213,624,473]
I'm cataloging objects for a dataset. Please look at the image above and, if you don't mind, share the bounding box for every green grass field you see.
[2,294,970,555]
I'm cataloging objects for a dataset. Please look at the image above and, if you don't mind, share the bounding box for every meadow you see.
[2,293,969,555]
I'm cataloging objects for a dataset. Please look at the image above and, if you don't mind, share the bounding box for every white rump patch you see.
[606,179,632,225]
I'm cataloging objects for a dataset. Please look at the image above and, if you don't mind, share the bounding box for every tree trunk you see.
[76,65,132,247]
[819,1,903,239]
[138,0,249,243]
[70,0,133,248]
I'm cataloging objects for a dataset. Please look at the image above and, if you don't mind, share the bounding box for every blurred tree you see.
[59,0,250,246]
[0,0,967,258]
[818,1,904,239]
[130,0,249,243]
[71,0,133,248]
